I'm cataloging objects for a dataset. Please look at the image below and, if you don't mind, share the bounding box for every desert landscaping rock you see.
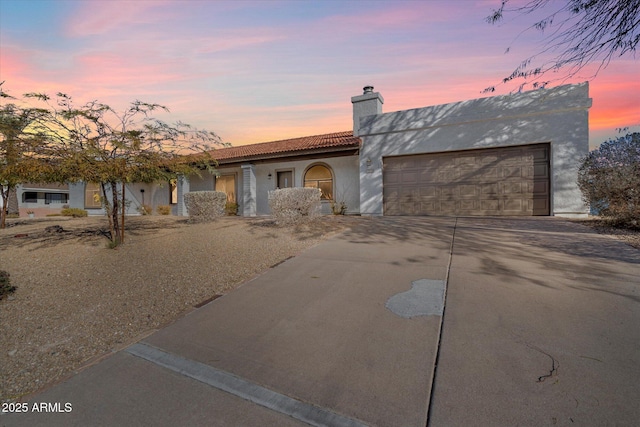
[0,215,354,403]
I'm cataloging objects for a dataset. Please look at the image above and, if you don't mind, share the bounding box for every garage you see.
[383,144,550,216]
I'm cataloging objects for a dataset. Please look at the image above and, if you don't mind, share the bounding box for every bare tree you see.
[485,0,640,92]
[28,92,223,245]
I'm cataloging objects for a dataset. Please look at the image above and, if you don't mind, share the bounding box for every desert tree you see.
[28,92,223,245]
[485,0,640,92]
[577,132,640,225]
[0,83,52,228]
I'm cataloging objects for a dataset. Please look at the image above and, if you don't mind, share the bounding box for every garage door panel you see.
[383,144,550,216]
[502,182,526,195]
[459,185,478,197]
[503,199,526,212]
[533,197,549,215]
[533,180,548,195]
[385,172,399,185]
[405,172,421,184]
[534,164,548,176]
[460,199,479,211]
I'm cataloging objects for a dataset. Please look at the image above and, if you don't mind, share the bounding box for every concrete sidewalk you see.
[2,217,639,426]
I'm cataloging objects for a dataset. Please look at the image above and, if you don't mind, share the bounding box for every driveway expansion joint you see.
[125,342,369,427]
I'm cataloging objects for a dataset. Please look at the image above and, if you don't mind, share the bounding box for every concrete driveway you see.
[2,217,639,426]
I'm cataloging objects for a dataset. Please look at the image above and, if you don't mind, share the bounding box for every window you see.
[304,164,333,200]
[277,170,293,189]
[22,192,38,203]
[215,175,236,203]
[85,183,102,208]
[45,193,69,204]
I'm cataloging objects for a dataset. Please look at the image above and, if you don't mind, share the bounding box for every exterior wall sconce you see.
[268,173,272,179]
[365,157,374,174]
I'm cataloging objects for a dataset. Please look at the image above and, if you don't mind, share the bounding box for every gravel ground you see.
[0,215,354,403]
[0,214,637,403]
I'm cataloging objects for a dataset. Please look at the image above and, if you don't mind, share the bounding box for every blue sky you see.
[1,0,638,148]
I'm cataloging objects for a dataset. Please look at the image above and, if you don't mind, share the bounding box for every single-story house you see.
[178,82,591,218]
[15,83,592,218]
[11,183,70,217]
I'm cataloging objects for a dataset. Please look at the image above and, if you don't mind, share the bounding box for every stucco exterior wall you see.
[213,154,360,216]
[67,181,172,215]
[358,83,592,217]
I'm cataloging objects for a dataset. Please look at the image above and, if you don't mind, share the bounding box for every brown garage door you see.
[383,144,550,216]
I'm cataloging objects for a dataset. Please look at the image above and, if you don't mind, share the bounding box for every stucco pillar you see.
[241,164,256,217]
[177,174,190,216]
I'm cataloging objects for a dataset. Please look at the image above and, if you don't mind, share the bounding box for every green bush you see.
[0,270,16,301]
[61,208,88,217]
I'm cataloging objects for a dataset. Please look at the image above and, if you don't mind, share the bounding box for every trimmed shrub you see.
[60,208,88,217]
[156,205,172,215]
[184,191,227,222]
[268,187,321,225]
[578,132,640,227]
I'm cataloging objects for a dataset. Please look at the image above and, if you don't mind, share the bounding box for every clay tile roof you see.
[209,131,360,164]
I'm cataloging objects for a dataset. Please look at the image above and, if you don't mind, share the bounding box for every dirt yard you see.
[0,215,355,403]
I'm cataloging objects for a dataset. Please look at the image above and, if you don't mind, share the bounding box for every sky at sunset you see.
[1,0,638,149]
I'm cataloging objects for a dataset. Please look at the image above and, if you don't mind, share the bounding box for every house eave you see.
[214,145,360,165]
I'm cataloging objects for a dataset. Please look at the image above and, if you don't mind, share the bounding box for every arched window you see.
[304,164,333,200]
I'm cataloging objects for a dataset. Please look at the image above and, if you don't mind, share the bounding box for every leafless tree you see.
[485,0,640,92]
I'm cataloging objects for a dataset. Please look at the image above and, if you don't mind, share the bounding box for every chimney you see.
[351,85,384,136]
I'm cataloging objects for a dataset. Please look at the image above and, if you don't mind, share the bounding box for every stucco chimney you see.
[351,85,383,136]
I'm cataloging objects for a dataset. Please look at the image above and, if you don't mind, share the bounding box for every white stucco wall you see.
[68,181,163,215]
[358,83,592,217]
[213,154,360,216]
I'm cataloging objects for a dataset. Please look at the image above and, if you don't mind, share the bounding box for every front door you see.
[216,175,236,202]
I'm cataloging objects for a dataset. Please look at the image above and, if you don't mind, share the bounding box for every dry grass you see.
[0,214,355,403]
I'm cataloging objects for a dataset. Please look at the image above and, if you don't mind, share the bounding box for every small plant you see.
[225,202,239,216]
[61,208,89,217]
[156,205,172,215]
[330,200,347,215]
[0,270,16,301]
[138,204,152,215]
[106,237,121,249]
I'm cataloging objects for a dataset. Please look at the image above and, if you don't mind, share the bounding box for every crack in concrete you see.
[527,344,559,383]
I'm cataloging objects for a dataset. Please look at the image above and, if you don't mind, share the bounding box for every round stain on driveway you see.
[385,279,446,318]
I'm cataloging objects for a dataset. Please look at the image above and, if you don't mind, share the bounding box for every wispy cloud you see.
[64,0,174,37]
